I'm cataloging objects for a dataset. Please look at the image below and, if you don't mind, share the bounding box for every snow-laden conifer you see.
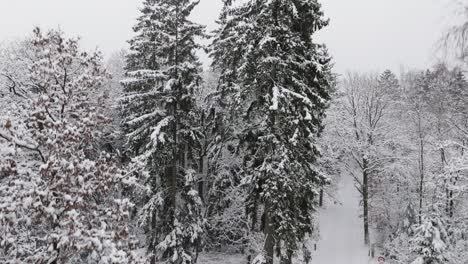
[120,0,206,262]
[210,0,333,262]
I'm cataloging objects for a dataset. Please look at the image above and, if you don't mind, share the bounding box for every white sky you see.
[0,0,458,74]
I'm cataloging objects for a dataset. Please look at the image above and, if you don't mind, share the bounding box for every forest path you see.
[311,174,371,264]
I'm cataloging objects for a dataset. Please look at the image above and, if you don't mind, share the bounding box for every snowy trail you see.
[311,174,370,264]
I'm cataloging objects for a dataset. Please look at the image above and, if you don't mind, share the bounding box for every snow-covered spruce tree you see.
[410,213,450,264]
[211,0,332,262]
[378,69,400,99]
[0,28,139,263]
[120,0,206,263]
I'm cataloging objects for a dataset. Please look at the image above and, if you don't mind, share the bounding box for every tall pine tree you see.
[210,0,332,263]
[120,0,206,263]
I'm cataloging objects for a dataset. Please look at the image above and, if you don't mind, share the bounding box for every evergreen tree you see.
[120,0,206,263]
[378,69,400,99]
[210,0,332,262]
[411,214,450,264]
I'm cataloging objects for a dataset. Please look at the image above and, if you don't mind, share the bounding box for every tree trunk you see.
[449,176,457,218]
[171,0,180,217]
[319,188,323,207]
[418,135,424,224]
[440,148,452,218]
[150,210,158,264]
[449,188,454,218]
[286,250,293,264]
[198,154,205,202]
[363,157,370,245]
[264,202,275,264]
[171,119,178,212]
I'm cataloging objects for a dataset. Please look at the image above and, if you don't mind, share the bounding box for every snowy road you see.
[312,174,371,264]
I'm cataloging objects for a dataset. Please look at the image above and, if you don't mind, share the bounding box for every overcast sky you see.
[0,0,458,74]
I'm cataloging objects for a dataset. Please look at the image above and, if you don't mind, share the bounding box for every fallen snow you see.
[311,174,372,264]
[154,174,377,264]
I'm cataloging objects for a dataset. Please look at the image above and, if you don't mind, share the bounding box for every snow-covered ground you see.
[176,174,375,264]
[197,174,375,264]
[312,174,372,264]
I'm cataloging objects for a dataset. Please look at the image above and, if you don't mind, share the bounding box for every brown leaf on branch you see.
[4,119,12,129]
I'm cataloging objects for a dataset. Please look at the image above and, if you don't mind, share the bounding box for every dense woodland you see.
[1,0,468,264]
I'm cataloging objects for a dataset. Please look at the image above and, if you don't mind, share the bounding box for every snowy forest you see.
[1,0,468,264]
